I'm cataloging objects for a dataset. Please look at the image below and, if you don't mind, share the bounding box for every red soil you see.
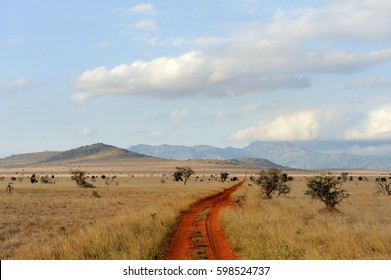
[164,181,243,260]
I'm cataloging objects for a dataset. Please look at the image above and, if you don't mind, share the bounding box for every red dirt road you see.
[164,181,243,260]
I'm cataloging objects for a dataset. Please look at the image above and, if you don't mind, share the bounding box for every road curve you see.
[164,180,243,260]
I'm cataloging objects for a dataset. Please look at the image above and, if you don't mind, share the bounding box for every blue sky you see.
[1,0,391,157]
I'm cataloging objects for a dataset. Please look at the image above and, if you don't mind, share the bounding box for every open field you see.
[221,173,391,259]
[0,169,239,260]
[1,163,391,260]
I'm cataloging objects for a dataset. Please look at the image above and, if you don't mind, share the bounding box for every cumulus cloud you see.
[0,78,41,93]
[72,0,391,101]
[71,49,314,99]
[231,111,320,141]
[346,105,391,139]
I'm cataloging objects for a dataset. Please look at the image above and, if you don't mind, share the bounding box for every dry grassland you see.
[0,173,233,260]
[221,174,391,259]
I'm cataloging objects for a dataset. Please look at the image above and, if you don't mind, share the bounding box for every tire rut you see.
[164,180,243,260]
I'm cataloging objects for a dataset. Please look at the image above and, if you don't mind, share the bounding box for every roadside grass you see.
[0,176,228,259]
[221,176,391,259]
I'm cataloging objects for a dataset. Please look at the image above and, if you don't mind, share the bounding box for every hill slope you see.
[0,143,151,168]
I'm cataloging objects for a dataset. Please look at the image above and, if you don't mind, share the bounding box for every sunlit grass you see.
[221,176,391,259]
[0,175,229,259]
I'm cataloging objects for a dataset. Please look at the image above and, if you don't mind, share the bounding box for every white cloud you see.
[128,3,156,16]
[70,92,95,104]
[346,105,391,139]
[0,78,41,93]
[231,111,320,141]
[132,19,158,31]
[81,128,97,138]
[170,109,191,124]
[263,1,391,42]
[72,0,391,101]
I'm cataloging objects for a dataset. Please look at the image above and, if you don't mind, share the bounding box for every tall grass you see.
[0,176,229,259]
[221,176,391,259]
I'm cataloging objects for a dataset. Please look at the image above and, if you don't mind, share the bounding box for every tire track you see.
[164,180,243,260]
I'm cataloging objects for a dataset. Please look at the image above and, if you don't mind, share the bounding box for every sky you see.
[1,0,391,157]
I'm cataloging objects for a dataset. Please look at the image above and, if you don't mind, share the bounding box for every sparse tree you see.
[173,166,195,185]
[220,172,229,182]
[70,169,95,188]
[304,173,350,211]
[255,168,291,199]
[40,175,53,184]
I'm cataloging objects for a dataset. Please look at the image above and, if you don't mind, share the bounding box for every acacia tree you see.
[255,168,291,199]
[304,173,350,211]
[174,166,195,185]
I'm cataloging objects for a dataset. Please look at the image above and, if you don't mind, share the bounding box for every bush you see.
[304,173,350,211]
[375,178,391,196]
[30,174,38,184]
[255,168,291,199]
[220,172,229,182]
[70,169,95,188]
[40,175,53,184]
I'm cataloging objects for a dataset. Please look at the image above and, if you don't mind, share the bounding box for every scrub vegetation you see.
[221,174,391,259]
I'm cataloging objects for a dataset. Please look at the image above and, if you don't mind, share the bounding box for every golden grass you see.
[221,175,391,260]
[0,174,232,259]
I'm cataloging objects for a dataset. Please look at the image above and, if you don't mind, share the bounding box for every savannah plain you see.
[1,153,391,260]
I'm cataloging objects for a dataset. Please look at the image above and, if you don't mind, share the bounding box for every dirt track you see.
[164,181,243,260]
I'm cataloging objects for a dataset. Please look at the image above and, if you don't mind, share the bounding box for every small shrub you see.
[70,169,95,188]
[30,174,38,184]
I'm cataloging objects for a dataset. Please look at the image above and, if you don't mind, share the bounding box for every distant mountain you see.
[226,158,286,169]
[129,144,251,160]
[128,141,391,170]
[0,143,151,168]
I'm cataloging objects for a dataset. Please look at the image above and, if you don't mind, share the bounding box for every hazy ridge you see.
[129,141,391,170]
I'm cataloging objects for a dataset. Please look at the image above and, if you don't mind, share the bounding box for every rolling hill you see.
[0,143,152,168]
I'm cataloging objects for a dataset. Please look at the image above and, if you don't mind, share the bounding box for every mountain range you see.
[0,143,284,171]
[128,141,391,170]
